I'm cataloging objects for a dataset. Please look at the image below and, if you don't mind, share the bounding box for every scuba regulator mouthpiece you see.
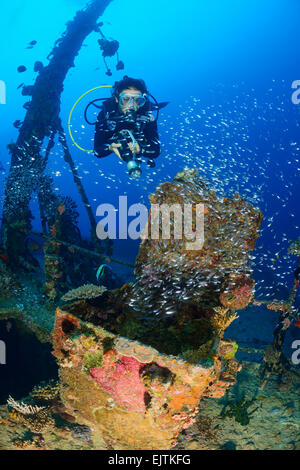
[124,108,137,123]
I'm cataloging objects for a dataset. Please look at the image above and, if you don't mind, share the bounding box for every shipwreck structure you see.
[52,169,262,449]
[0,0,114,298]
[0,0,299,452]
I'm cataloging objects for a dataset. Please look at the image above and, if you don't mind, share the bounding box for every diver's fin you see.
[157,101,169,109]
[151,101,169,110]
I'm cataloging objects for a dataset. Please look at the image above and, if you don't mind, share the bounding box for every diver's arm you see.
[94,110,112,158]
[141,120,161,159]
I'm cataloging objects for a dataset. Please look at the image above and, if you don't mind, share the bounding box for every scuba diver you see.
[93,76,165,178]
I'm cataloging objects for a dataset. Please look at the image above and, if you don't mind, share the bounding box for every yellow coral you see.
[211,307,239,336]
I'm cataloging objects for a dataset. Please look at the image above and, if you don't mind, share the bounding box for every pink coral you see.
[90,356,148,413]
[220,276,254,310]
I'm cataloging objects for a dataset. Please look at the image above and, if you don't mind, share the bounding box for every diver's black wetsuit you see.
[94,97,160,160]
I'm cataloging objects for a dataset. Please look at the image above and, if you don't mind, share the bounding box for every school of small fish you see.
[0,80,298,307]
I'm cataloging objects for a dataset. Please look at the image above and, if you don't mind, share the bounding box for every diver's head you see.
[117,87,147,114]
[113,76,147,114]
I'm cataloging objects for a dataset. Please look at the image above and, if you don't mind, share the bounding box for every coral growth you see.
[7,396,46,415]
[219,276,254,310]
[7,395,55,433]
[83,350,103,373]
[266,301,288,313]
[62,284,107,302]
[29,380,60,402]
[90,355,148,413]
[133,168,262,317]
[9,408,55,433]
[221,396,259,426]
[53,309,241,450]
[44,253,64,300]
[288,237,300,255]
[49,170,261,449]
[0,259,19,297]
[211,307,239,337]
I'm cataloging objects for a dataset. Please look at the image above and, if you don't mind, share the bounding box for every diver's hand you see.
[128,142,141,154]
[109,143,122,160]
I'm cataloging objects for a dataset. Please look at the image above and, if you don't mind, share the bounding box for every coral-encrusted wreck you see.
[134,168,262,316]
[52,169,262,450]
[53,309,241,450]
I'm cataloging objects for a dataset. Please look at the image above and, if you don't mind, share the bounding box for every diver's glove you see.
[128,141,141,154]
[108,143,122,160]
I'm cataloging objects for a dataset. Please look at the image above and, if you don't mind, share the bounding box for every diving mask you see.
[119,92,146,109]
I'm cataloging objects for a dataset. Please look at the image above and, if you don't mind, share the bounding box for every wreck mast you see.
[1,0,113,253]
